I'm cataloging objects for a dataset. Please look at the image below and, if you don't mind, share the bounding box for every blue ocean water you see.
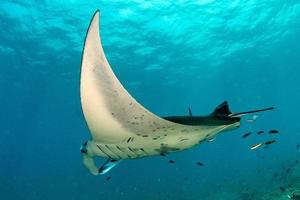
[1,0,300,199]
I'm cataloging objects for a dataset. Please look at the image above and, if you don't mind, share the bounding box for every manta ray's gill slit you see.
[96,144,113,159]
[126,137,132,143]
[105,145,122,159]
[115,145,132,158]
[128,147,140,157]
[125,147,138,157]
[139,148,148,155]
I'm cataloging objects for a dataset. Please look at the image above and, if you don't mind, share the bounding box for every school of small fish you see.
[241,128,280,151]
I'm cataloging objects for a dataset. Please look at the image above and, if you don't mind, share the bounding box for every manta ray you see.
[79,10,274,175]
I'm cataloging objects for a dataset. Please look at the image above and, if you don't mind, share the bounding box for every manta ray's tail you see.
[230,107,275,117]
[213,101,274,118]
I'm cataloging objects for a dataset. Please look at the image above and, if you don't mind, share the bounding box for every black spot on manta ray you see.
[169,160,175,163]
[180,138,189,142]
[106,176,111,180]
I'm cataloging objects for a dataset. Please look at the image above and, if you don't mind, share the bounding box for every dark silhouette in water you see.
[242,132,251,139]
[269,130,279,134]
[265,140,276,145]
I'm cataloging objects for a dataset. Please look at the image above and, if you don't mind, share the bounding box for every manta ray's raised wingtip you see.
[80,9,177,142]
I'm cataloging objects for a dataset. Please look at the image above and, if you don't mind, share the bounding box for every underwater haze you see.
[1,0,300,199]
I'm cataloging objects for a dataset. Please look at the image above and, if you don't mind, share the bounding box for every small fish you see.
[106,176,111,180]
[269,130,279,134]
[207,137,216,142]
[257,131,264,134]
[280,186,285,192]
[160,153,166,156]
[251,143,262,150]
[242,132,251,139]
[169,160,175,163]
[197,162,204,166]
[265,140,276,145]
[246,115,259,123]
